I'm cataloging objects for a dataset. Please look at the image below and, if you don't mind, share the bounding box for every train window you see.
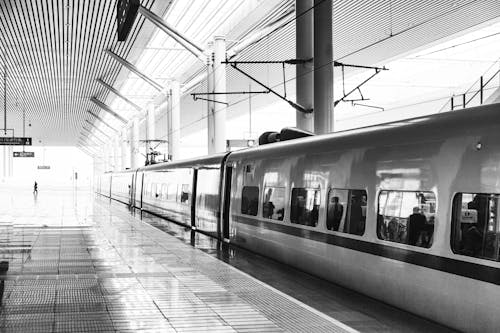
[241,186,259,216]
[377,191,436,248]
[180,184,190,204]
[451,193,500,261]
[167,184,177,201]
[153,183,160,198]
[290,188,320,227]
[327,189,367,235]
[262,187,285,221]
[161,184,168,199]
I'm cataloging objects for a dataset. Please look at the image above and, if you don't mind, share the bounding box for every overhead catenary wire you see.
[116,0,493,153]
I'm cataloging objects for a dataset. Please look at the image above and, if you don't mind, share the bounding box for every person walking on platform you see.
[33,181,38,194]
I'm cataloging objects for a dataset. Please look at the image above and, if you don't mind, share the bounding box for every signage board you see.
[13,151,34,157]
[117,0,140,41]
[0,137,32,146]
[37,166,50,170]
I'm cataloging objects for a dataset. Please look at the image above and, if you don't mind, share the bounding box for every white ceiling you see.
[1,0,499,148]
[0,0,164,145]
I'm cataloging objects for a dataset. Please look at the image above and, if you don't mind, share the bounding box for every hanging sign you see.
[37,166,50,170]
[117,0,140,41]
[0,137,32,145]
[13,151,34,157]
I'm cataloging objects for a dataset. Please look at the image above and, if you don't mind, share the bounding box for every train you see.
[97,103,500,332]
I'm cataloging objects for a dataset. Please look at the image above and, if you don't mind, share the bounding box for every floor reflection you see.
[0,187,455,333]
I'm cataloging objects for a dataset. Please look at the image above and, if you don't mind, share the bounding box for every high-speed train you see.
[97,103,500,332]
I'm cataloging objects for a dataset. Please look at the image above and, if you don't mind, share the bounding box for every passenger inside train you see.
[290,188,320,226]
[263,188,276,219]
[377,191,436,248]
[241,186,259,216]
[452,193,499,261]
[326,196,343,231]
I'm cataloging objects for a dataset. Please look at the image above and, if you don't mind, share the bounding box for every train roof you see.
[111,103,500,173]
[136,152,228,172]
[228,103,500,160]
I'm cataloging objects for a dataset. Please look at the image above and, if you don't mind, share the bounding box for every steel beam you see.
[79,136,101,149]
[85,119,112,139]
[81,129,105,145]
[78,141,98,153]
[96,78,142,111]
[77,145,99,158]
[87,111,119,133]
[105,49,163,91]
[83,126,110,142]
[90,97,127,124]
[138,6,204,60]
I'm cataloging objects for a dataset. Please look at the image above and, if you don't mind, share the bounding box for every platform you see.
[0,187,454,332]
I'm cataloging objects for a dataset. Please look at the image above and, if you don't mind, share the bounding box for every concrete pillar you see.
[313,0,334,134]
[130,118,141,168]
[113,136,120,171]
[146,103,155,163]
[101,145,108,172]
[206,41,215,154]
[108,144,114,171]
[154,93,169,159]
[121,129,129,170]
[168,81,181,161]
[296,0,314,132]
[213,36,227,152]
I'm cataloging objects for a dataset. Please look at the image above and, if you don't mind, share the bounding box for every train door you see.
[191,169,198,228]
[135,172,144,210]
[222,165,232,241]
[108,174,112,199]
[130,173,135,207]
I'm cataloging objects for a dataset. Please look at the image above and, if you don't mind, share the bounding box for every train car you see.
[225,103,500,332]
[135,153,228,237]
[97,172,112,198]
[99,103,500,332]
[110,170,135,205]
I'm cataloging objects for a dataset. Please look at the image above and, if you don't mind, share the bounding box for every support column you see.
[130,118,141,169]
[101,145,108,172]
[168,81,181,161]
[108,144,115,172]
[154,93,169,160]
[296,0,314,132]
[128,124,134,169]
[146,103,155,161]
[206,42,215,155]
[213,36,227,152]
[121,129,129,170]
[313,0,334,134]
[113,136,120,171]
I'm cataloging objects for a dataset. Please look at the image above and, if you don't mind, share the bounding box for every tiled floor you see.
[0,187,357,332]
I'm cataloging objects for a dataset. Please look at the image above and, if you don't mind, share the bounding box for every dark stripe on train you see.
[232,215,500,286]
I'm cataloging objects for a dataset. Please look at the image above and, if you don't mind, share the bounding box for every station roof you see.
[0,0,498,147]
